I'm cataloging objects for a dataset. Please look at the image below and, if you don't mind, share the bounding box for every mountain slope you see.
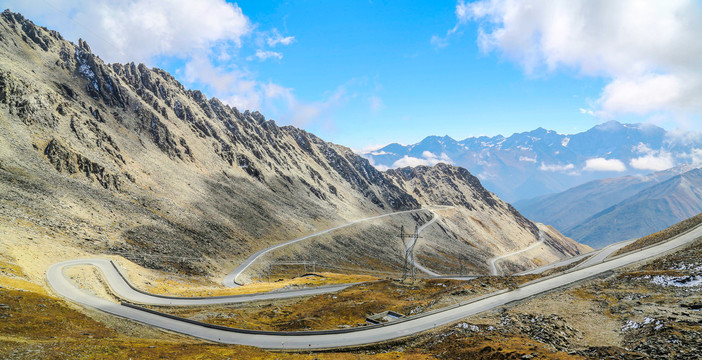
[565,168,702,247]
[0,11,583,279]
[513,165,699,231]
[384,164,590,274]
[364,122,702,202]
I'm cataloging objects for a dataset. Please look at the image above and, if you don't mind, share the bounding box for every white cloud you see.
[665,128,702,147]
[672,148,702,166]
[391,152,453,168]
[633,143,654,155]
[601,74,683,115]
[250,49,283,61]
[364,156,390,171]
[630,154,674,171]
[691,149,702,165]
[421,151,436,159]
[431,1,471,48]
[6,0,355,131]
[267,29,295,47]
[352,144,392,154]
[449,0,702,123]
[519,155,537,163]
[579,108,595,117]
[539,163,574,172]
[392,156,434,168]
[583,158,627,172]
[629,143,675,171]
[3,0,251,64]
[373,164,390,172]
[183,55,260,110]
[262,82,348,127]
[422,151,453,163]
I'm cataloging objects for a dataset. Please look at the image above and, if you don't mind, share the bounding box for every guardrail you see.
[109,260,363,301]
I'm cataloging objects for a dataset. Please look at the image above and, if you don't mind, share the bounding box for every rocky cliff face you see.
[0,11,583,276]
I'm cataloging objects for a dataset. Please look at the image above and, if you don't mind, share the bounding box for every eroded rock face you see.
[50,26,416,210]
[44,139,123,191]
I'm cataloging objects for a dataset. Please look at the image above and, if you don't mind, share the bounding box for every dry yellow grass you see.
[126,269,377,297]
[0,262,430,359]
[0,244,584,359]
[150,275,541,332]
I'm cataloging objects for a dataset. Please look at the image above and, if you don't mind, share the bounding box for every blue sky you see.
[218,0,609,148]
[5,0,701,150]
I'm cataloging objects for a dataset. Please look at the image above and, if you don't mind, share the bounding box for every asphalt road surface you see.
[517,238,636,276]
[517,251,593,275]
[571,239,636,270]
[404,210,441,276]
[46,223,702,349]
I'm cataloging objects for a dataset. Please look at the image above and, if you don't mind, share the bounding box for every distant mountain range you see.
[514,165,702,248]
[362,121,702,202]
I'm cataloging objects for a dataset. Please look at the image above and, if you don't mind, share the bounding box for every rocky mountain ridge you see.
[0,10,584,277]
[363,121,702,202]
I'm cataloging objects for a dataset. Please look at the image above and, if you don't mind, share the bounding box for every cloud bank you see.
[449,0,702,123]
[3,0,250,64]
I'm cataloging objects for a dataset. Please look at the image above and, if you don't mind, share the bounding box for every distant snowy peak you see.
[364,121,702,202]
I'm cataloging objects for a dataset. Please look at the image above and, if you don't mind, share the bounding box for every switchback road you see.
[223,209,429,286]
[46,223,702,349]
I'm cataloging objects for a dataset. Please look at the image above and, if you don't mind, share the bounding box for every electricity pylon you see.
[398,225,421,282]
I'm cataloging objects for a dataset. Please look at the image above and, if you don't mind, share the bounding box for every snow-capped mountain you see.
[363,121,702,202]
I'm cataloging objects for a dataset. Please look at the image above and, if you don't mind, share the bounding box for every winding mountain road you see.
[519,238,636,275]
[46,222,702,349]
[571,239,635,270]
[223,209,429,286]
[49,259,359,306]
[404,209,441,277]
[517,251,593,275]
[489,231,546,275]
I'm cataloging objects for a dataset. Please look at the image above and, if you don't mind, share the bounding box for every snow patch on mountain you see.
[363,121,702,202]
